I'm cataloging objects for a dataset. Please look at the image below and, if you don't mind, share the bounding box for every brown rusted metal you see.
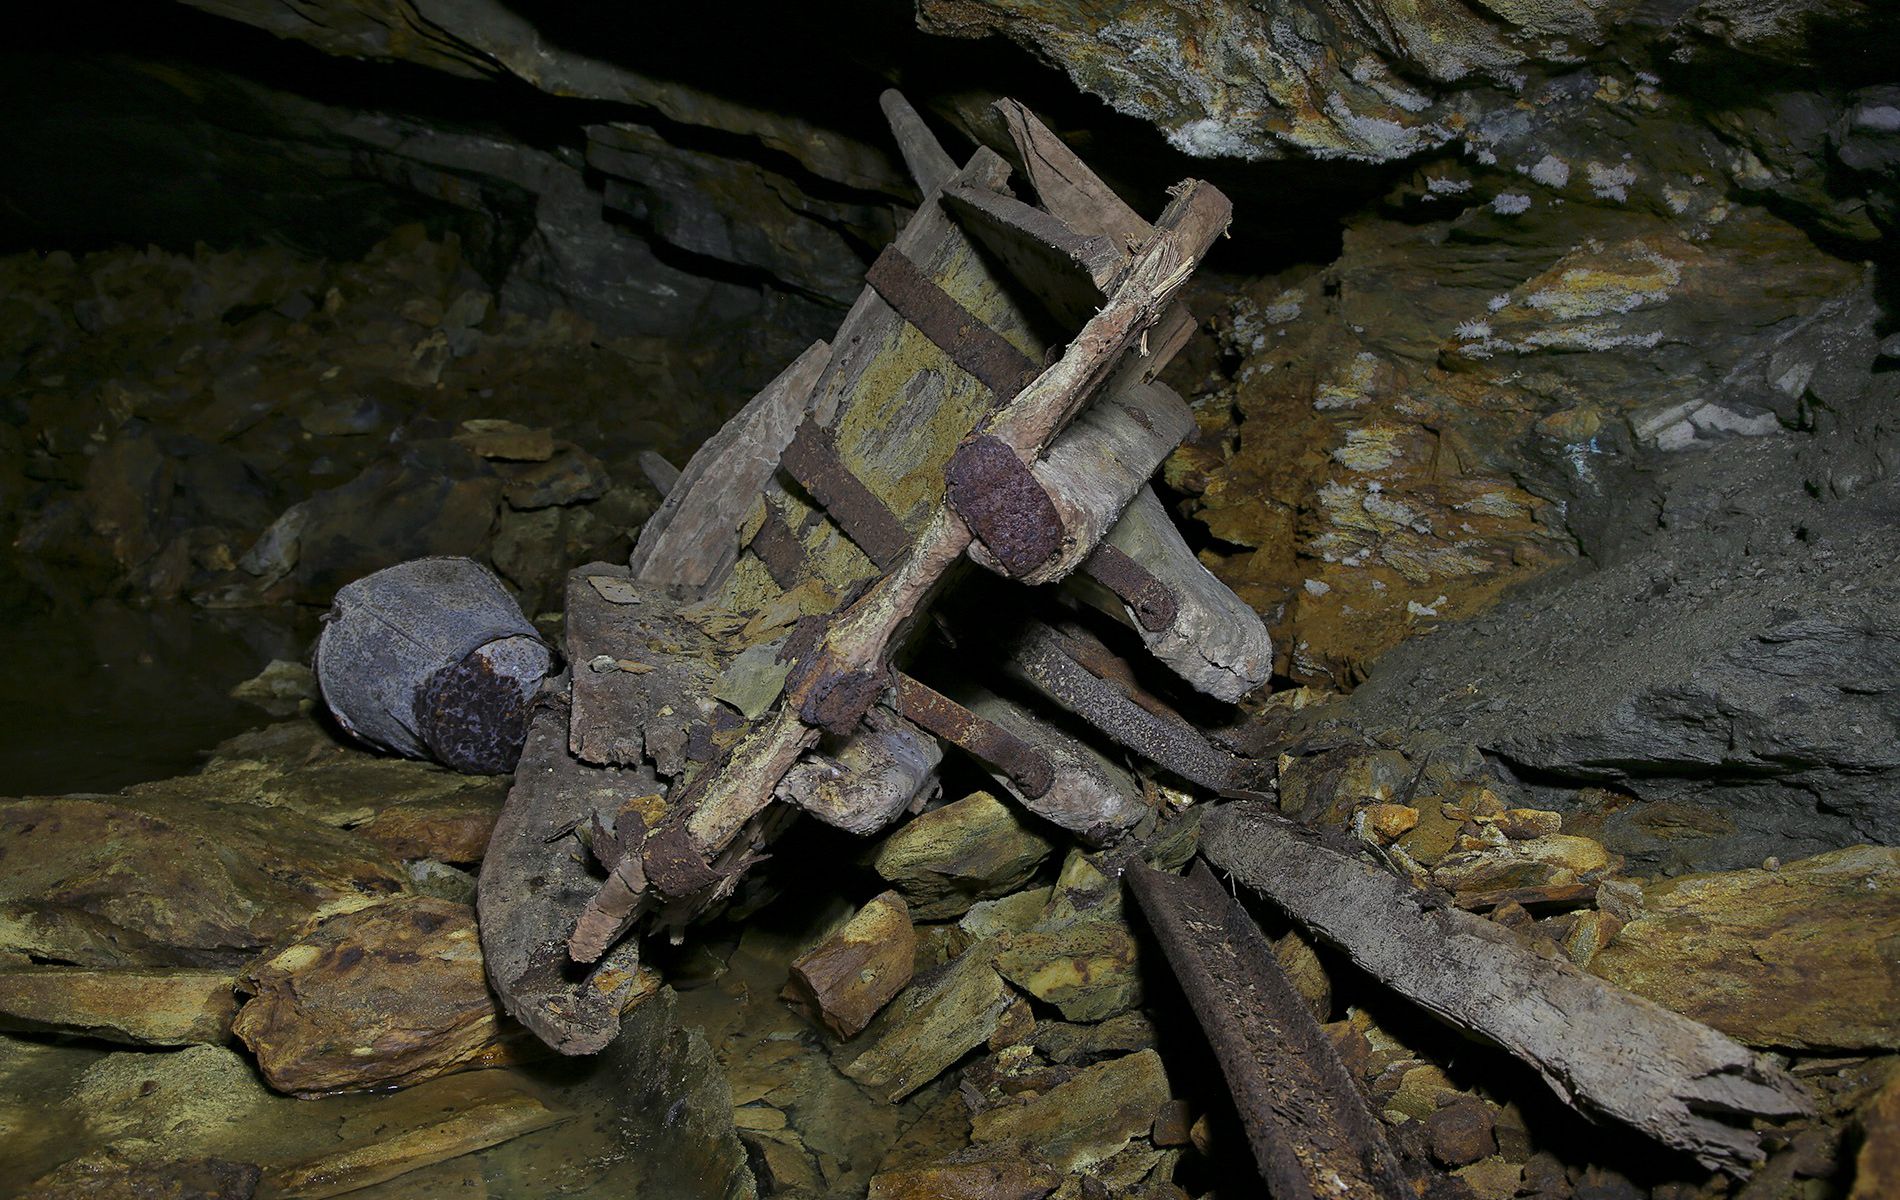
[640,821,723,901]
[749,498,807,590]
[1082,542,1179,633]
[1128,860,1417,1200]
[798,668,887,737]
[945,434,1065,577]
[779,421,912,569]
[892,673,1054,799]
[866,244,1040,401]
[1004,622,1257,792]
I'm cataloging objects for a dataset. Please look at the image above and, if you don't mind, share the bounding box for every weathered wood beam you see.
[994,98,1196,381]
[777,705,942,836]
[1000,620,1259,792]
[477,702,654,1055]
[629,340,830,595]
[1128,860,1416,1199]
[568,180,1231,963]
[1200,802,1812,1174]
[1070,486,1273,703]
[879,89,957,197]
[941,181,1118,328]
[960,687,1148,846]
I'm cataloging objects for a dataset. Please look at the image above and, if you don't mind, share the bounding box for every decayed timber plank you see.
[994,98,1194,379]
[777,704,942,837]
[879,89,957,197]
[1075,486,1274,703]
[941,180,1118,327]
[478,701,653,1055]
[629,339,830,595]
[1200,803,1812,1173]
[960,687,1147,845]
[565,565,723,773]
[994,99,1152,252]
[1128,860,1415,1199]
[568,181,1232,962]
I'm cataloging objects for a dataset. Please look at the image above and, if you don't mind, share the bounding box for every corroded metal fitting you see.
[314,556,551,773]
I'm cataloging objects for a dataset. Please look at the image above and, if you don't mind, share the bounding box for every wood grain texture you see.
[1201,802,1812,1174]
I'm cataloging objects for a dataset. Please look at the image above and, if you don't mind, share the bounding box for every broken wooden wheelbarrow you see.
[475,92,1274,1055]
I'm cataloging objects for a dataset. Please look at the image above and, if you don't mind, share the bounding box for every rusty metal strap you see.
[893,673,1053,799]
[1127,861,1415,1200]
[779,421,912,569]
[866,245,1040,401]
[1083,543,1178,633]
[748,498,807,591]
[946,434,1064,577]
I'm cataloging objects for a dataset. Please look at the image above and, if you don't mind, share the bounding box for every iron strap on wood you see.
[778,421,912,569]
[892,672,1054,799]
[865,245,1040,401]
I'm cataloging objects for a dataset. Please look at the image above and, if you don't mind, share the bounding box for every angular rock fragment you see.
[1853,1071,1900,1200]
[970,1049,1171,1172]
[23,1150,262,1200]
[1431,833,1612,895]
[1589,846,1900,1050]
[352,792,504,863]
[0,966,237,1046]
[1033,1011,1159,1066]
[871,792,1055,919]
[868,1160,1062,1200]
[263,1090,566,1199]
[453,418,554,462]
[994,918,1142,1023]
[784,890,917,1039]
[0,792,406,968]
[233,896,528,1096]
[844,939,1016,1102]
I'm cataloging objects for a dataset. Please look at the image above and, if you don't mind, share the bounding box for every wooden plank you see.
[1200,802,1813,1174]
[1069,486,1273,703]
[879,89,957,196]
[778,705,942,836]
[565,565,723,775]
[994,98,1196,383]
[568,181,1232,963]
[993,98,1151,252]
[629,340,829,595]
[1128,860,1416,1199]
[941,180,1118,327]
[1000,621,1258,793]
[960,687,1148,846]
[866,244,1040,400]
[477,701,654,1055]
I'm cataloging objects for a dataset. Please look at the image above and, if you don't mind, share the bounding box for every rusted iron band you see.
[945,434,1064,577]
[748,499,807,590]
[798,668,886,737]
[640,821,722,901]
[866,244,1039,401]
[892,673,1053,799]
[779,421,911,569]
[1083,542,1179,633]
[1127,861,1415,1200]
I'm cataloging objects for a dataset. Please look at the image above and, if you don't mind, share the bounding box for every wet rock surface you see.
[232,895,530,1096]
